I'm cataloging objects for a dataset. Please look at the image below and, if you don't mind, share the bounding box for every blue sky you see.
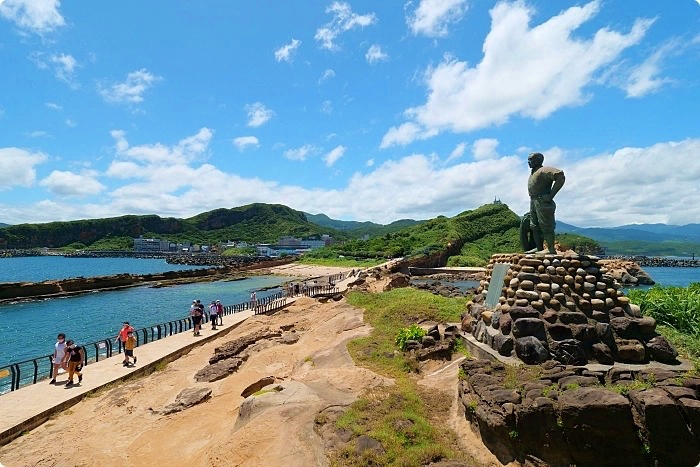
[1,0,699,227]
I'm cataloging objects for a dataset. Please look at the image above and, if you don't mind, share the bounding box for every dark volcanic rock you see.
[211,328,282,364]
[356,435,385,455]
[610,317,641,340]
[427,324,441,341]
[591,343,615,365]
[492,334,514,356]
[646,335,679,363]
[630,388,698,466]
[509,306,540,321]
[515,336,549,365]
[195,357,245,382]
[559,387,645,466]
[415,341,452,361]
[549,339,587,365]
[512,318,546,340]
[616,339,647,363]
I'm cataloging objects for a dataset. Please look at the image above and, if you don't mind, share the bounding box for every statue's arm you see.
[549,172,565,199]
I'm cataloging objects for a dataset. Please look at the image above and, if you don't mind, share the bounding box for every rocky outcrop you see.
[410,280,471,298]
[158,387,212,415]
[599,258,655,285]
[240,376,277,398]
[459,359,700,466]
[466,253,676,365]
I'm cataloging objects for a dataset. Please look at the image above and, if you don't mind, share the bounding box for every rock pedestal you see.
[467,253,678,365]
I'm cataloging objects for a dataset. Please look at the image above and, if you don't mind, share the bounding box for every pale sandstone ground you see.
[266,262,354,278]
[0,267,511,467]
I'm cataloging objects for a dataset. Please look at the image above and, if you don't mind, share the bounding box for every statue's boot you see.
[526,230,544,253]
[544,232,557,254]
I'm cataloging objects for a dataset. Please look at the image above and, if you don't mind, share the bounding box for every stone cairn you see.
[465,253,679,365]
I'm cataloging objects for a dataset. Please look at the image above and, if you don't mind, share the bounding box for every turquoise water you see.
[0,256,205,283]
[643,267,700,287]
[0,275,292,368]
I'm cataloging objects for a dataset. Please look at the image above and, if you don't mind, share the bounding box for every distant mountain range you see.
[304,212,423,237]
[0,223,9,228]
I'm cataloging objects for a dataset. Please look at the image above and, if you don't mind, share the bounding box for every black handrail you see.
[0,284,298,394]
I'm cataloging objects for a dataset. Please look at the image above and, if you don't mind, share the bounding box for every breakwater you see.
[0,249,43,258]
[604,255,700,268]
[65,250,283,268]
[0,256,295,302]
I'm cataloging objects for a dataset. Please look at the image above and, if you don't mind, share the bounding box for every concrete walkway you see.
[0,270,360,447]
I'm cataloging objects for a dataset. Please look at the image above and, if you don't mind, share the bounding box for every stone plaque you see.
[485,263,511,308]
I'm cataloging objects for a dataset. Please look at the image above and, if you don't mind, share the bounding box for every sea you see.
[0,256,295,369]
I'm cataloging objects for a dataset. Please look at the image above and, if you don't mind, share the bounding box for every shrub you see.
[395,325,427,351]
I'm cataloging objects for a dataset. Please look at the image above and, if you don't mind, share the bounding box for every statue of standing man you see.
[527,152,565,254]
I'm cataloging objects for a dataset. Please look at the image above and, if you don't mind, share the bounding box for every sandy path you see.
[267,263,354,279]
[0,297,390,467]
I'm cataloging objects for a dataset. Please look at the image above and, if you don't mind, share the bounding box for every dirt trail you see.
[0,297,389,467]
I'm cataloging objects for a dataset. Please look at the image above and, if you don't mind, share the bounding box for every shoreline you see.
[0,257,296,305]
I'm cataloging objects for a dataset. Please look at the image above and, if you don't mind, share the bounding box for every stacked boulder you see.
[465,253,678,365]
[404,324,459,361]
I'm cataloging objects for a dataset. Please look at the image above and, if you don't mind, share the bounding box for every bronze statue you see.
[526,152,565,254]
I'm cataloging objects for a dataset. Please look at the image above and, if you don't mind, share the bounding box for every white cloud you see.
[0,0,64,35]
[315,1,377,51]
[446,142,466,162]
[0,147,47,190]
[65,118,77,127]
[233,136,259,151]
[323,145,346,167]
[365,44,388,64]
[274,38,302,62]
[98,68,162,104]
[25,130,51,138]
[40,170,105,197]
[245,102,275,127]
[284,144,317,161]
[382,1,652,147]
[45,102,62,111]
[472,138,499,160]
[320,100,333,114]
[622,41,677,98]
[319,69,336,84]
[30,52,78,87]
[407,0,468,37]
[108,127,213,168]
[366,158,374,167]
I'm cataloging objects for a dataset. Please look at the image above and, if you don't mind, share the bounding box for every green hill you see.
[0,204,342,250]
[304,212,424,238]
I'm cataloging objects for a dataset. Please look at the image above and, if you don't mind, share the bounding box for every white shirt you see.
[54,341,66,363]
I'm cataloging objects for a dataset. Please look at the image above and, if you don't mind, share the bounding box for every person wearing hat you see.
[115,322,135,366]
[64,340,84,386]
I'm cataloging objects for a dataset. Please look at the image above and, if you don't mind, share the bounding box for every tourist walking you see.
[209,301,218,330]
[115,322,134,365]
[49,333,68,384]
[250,291,257,310]
[216,300,224,325]
[191,300,203,336]
[124,331,137,366]
[64,340,84,386]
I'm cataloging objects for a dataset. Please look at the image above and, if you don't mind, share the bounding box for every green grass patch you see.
[395,325,427,351]
[627,284,700,336]
[333,288,473,466]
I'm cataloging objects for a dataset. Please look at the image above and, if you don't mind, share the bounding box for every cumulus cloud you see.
[98,68,162,104]
[108,127,213,169]
[284,144,317,161]
[472,138,499,160]
[30,52,78,87]
[233,136,259,151]
[0,0,64,34]
[245,102,274,127]
[407,0,468,37]
[365,44,388,64]
[0,147,47,190]
[274,39,302,62]
[323,145,346,167]
[40,170,105,197]
[319,69,336,84]
[315,1,377,51]
[382,1,652,147]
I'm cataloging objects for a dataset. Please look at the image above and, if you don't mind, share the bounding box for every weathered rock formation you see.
[599,258,655,285]
[466,253,677,365]
[158,387,212,415]
[459,359,700,466]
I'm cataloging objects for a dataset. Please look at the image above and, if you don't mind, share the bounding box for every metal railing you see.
[0,290,290,394]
